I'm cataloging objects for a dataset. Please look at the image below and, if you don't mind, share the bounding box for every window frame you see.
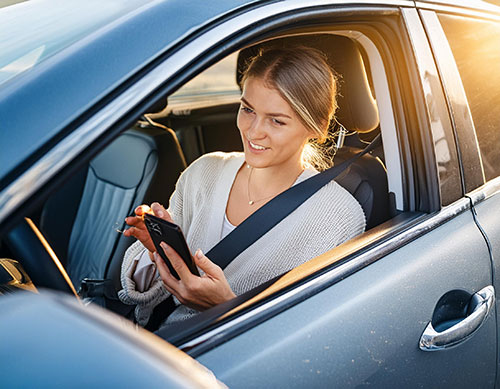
[403,8,464,206]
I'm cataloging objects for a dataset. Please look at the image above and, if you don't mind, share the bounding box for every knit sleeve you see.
[117,239,171,326]
[167,166,186,229]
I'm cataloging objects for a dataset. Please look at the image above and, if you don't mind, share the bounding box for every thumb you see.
[193,249,222,278]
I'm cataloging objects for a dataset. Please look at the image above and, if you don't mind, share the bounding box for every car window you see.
[438,14,500,182]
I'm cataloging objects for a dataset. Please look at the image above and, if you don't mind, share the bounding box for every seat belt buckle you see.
[78,278,113,299]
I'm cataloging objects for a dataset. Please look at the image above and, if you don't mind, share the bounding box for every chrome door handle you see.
[419,285,495,351]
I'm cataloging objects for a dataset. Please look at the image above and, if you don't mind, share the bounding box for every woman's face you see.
[237,76,311,171]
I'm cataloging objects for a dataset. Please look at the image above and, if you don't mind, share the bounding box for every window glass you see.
[439,14,500,181]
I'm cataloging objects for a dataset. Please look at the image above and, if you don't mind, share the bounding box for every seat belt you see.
[206,134,382,269]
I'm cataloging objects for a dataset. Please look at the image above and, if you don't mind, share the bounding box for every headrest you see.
[236,35,379,133]
[90,130,157,188]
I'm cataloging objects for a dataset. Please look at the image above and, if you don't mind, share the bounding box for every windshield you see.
[0,0,151,86]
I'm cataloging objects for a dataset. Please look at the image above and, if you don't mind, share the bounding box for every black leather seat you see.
[38,124,186,298]
[334,145,389,229]
[237,35,390,229]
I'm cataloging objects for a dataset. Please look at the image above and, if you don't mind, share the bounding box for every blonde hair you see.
[240,46,338,170]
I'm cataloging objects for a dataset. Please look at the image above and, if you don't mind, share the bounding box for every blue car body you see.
[1,0,500,387]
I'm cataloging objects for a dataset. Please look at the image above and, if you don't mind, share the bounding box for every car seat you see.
[32,123,186,304]
[237,34,390,229]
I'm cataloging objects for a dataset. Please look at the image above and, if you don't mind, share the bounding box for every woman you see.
[118,46,366,327]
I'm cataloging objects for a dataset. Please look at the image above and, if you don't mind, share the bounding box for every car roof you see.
[0,0,260,189]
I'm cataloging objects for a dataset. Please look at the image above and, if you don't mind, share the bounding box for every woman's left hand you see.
[154,243,236,311]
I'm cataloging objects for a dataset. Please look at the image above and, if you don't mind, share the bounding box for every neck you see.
[251,162,304,185]
[246,160,304,204]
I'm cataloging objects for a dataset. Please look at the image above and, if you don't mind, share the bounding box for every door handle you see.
[419,285,495,351]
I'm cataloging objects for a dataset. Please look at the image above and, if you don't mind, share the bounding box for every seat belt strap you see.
[206,134,382,269]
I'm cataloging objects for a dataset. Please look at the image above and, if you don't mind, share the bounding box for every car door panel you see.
[198,208,495,387]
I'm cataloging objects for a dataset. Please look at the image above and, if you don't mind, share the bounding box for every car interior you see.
[1,31,410,339]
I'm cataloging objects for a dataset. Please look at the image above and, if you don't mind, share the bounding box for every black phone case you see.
[144,213,199,279]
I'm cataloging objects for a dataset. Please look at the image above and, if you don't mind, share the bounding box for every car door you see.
[187,4,497,387]
[420,5,500,387]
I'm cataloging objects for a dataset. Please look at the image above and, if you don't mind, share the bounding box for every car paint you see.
[198,207,495,386]
[0,0,499,387]
[0,291,223,388]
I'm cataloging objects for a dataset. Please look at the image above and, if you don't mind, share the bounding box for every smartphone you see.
[144,213,199,279]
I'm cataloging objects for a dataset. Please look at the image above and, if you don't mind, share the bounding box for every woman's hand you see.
[123,202,173,253]
[154,243,236,311]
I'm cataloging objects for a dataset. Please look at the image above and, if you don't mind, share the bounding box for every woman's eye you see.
[241,106,253,114]
[272,118,285,126]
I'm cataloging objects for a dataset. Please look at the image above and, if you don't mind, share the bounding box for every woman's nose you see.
[247,116,266,140]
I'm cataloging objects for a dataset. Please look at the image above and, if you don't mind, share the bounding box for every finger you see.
[151,202,173,222]
[123,226,140,237]
[125,216,145,226]
[123,226,147,239]
[123,226,155,250]
[163,210,174,223]
[154,252,180,290]
[158,267,179,297]
[193,249,223,278]
[160,242,192,280]
[151,202,165,217]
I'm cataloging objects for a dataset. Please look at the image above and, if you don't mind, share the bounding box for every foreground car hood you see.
[0,290,224,388]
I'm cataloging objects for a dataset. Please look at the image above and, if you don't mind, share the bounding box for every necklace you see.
[246,164,304,205]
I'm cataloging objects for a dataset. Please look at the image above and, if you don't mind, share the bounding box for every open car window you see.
[3,27,409,330]
[127,30,407,343]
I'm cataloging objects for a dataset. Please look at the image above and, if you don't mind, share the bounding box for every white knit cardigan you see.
[118,152,365,327]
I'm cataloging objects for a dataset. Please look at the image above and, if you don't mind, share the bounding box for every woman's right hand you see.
[123,202,173,253]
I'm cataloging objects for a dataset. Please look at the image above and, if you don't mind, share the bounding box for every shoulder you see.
[302,174,366,232]
[183,151,243,176]
[176,151,243,186]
